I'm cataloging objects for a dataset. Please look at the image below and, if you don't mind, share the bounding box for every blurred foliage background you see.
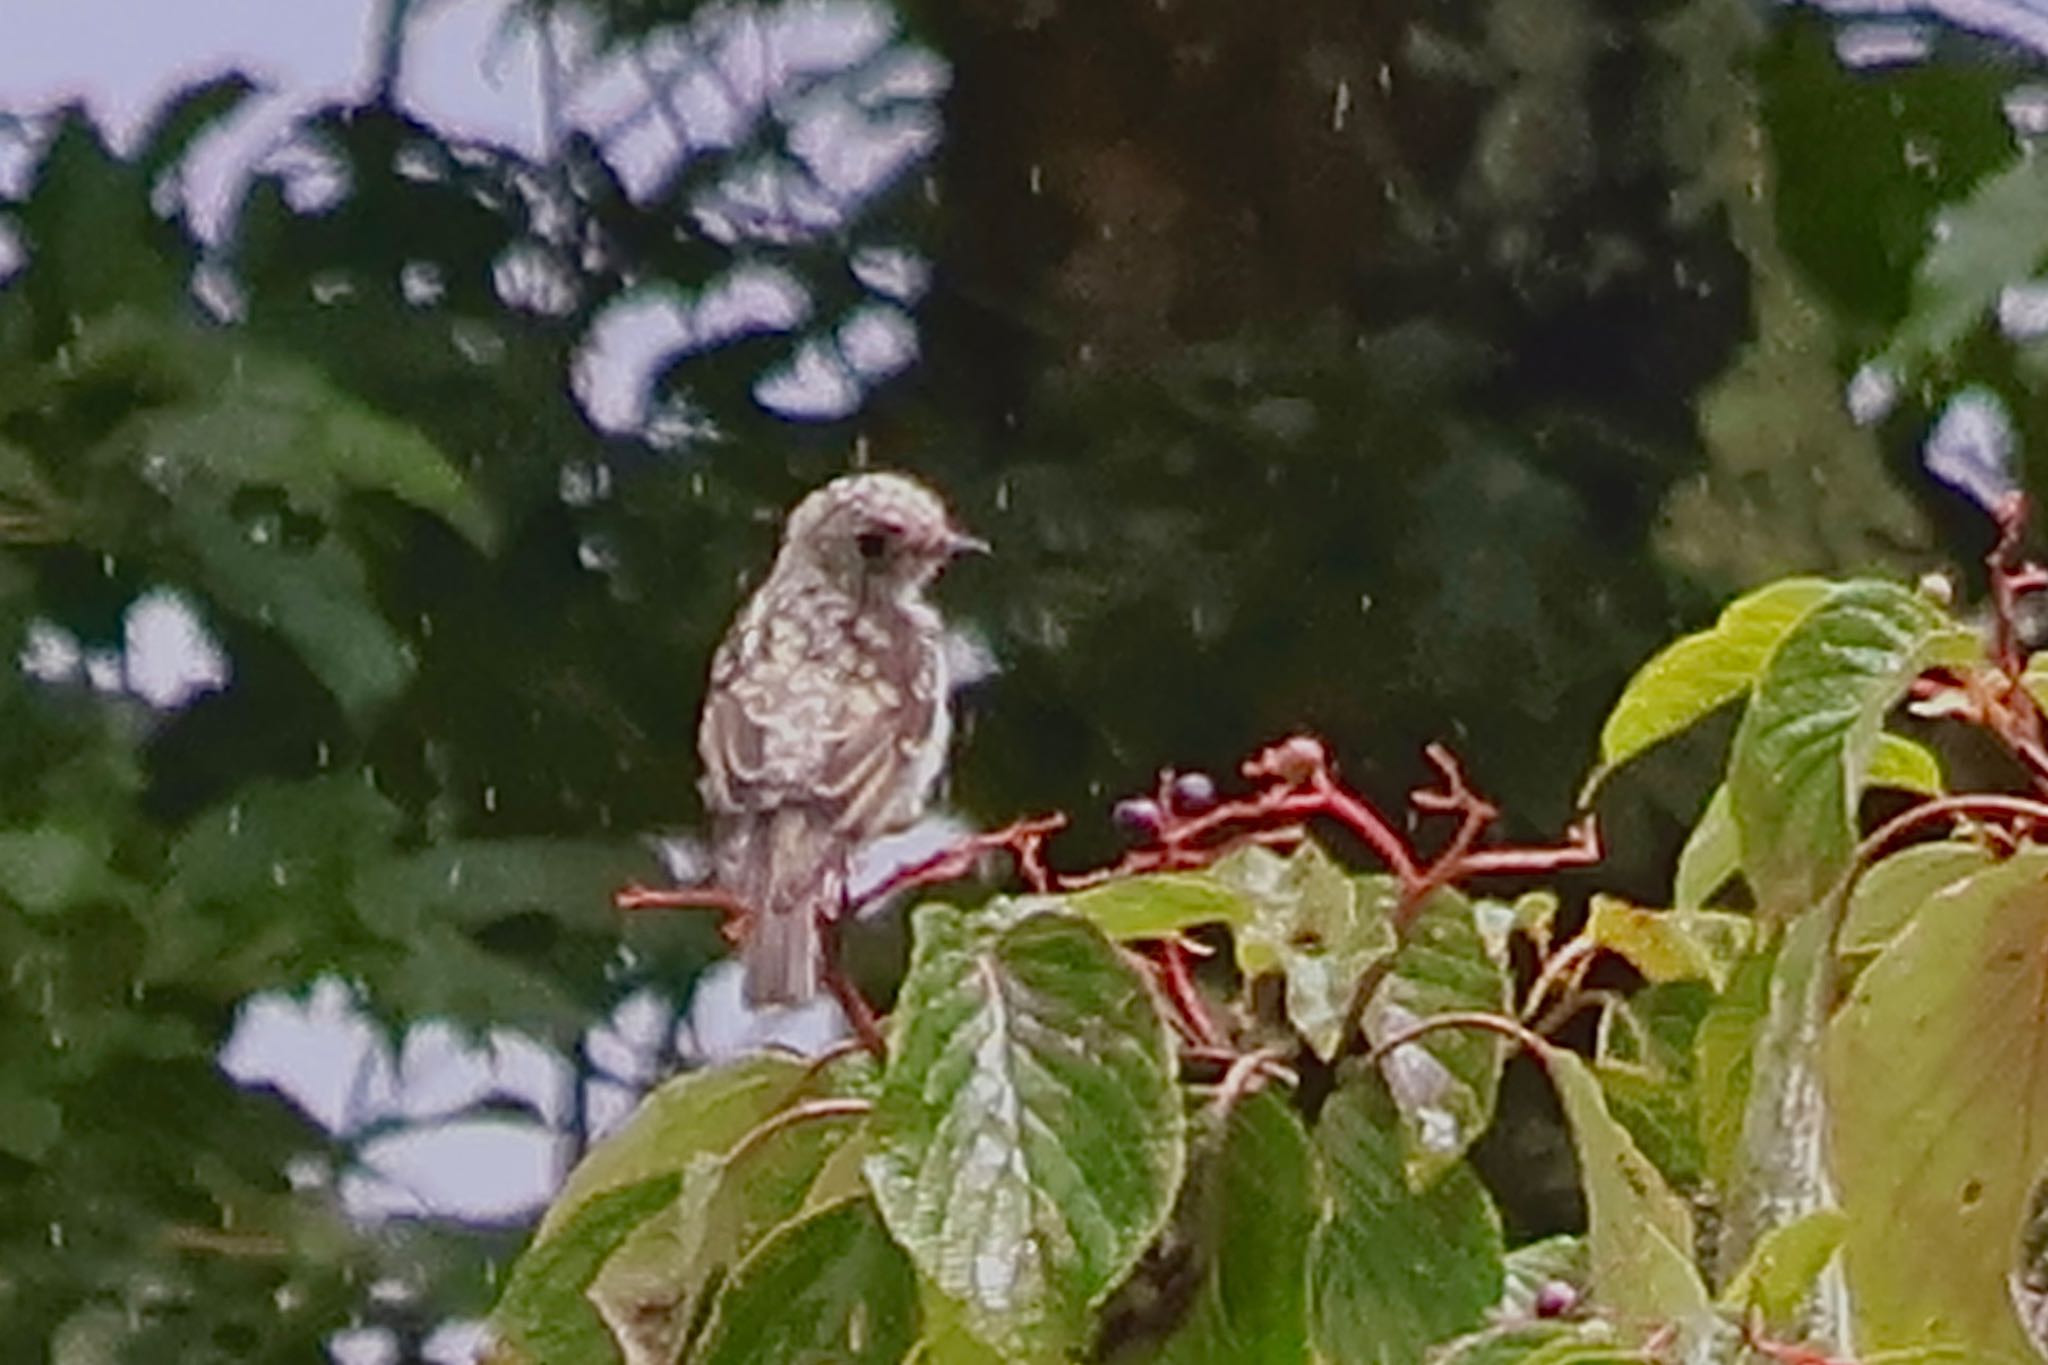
[3,0,2044,1359]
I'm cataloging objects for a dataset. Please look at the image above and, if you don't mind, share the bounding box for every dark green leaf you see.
[1133,1090,1314,1365]
[589,1103,867,1365]
[1214,844,1396,1061]
[488,1176,681,1365]
[692,1198,918,1365]
[539,1054,814,1244]
[867,903,1183,1361]
[1308,1076,1502,1365]
[1884,152,2048,372]
[1363,884,1510,1182]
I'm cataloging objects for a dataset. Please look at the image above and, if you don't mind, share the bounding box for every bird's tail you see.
[720,807,841,1007]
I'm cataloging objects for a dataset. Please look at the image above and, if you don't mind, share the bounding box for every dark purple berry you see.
[1532,1281,1579,1319]
[1170,771,1218,814]
[1113,796,1165,841]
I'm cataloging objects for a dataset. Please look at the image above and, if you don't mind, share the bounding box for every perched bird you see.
[698,472,986,1006]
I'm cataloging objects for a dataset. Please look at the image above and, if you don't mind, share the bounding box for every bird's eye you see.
[856,530,889,561]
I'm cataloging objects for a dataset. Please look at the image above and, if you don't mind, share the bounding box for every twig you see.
[1150,939,1223,1049]
[1363,1010,1550,1068]
[1204,1046,1292,1119]
[1520,934,1602,1026]
[722,1097,873,1170]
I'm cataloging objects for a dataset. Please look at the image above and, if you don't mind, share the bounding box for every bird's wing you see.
[699,597,939,838]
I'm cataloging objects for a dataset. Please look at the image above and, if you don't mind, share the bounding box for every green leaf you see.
[0,1081,63,1162]
[1716,1208,1847,1331]
[588,1101,867,1365]
[123,342,497,549]
[1866,732,1943,796]
[866,903,1183,1361]
[1536,1042,1710,1325]
[0,825,107,915]
[692,1198,919,1365]
[1673,783,1738,910]
[1308,1076,1503,1365]
[1695,947,1775,1189]
[1838,841,1995,957]
[488,1176,682,1365]
[172,497,415,720]
[1362,884,1511,1182]
[1212,844,1397,1061]
[1829,848,2048,1360]
[1885,152,2048,372]
[1581,897,1752,991]
[539,1054,813,1243]
[1595,986,1712,1187]
[352,839,661,938]
[1061,873,1252,942]
[1588,577,1834,793]
[1134,1090,1314,1365]
[1728,579,1971,917]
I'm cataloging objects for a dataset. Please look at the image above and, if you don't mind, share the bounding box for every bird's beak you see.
[943,528,991,558]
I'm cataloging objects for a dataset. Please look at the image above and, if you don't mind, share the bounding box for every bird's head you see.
[778,471,986,597]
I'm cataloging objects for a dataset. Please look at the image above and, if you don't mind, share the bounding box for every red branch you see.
[616,732,1604,1058]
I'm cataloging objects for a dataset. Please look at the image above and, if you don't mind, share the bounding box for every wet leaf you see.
[1829,849,2048,1360]
[867,903,1183,1361]
[1588,577,1833,794]
[488,1176,682,1365]
[1214,843,1397,1061]
[1062,873,1252,943]
[1728,579,1972,917]
[1362,883,1510,1182]
[692,1198,918,1365]
[539,1054,813,1244]
[1308,1076,1502,1364]
[587,1102,866,1365]
[1134,1090,1314,1365]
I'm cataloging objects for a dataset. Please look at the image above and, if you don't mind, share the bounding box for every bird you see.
[697,471,986,1006]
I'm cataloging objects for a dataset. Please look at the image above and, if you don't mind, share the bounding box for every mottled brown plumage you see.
[698,472,984,1005]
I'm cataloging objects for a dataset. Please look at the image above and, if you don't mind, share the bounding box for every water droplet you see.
[227,804,242,837]
[447,859,464,891]
[315,740,330,770]
[270,861,288,888]
[1332,78,1352,132]
[483,785,498,814]
[1999,281,2048,340]
[1845,361,1899,426]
